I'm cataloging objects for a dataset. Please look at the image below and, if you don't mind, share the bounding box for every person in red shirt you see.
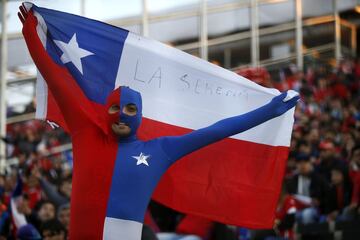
[313,78,331,103]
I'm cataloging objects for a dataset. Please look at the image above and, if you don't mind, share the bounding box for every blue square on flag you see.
[34,5,129,104]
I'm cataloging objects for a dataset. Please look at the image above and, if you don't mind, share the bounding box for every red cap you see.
[319,141,334,150]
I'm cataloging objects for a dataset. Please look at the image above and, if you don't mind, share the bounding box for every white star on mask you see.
[132,152,150,166]
[54,33,94,74]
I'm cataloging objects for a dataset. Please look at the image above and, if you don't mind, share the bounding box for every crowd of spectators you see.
[253,58,360,240]
[0,57,359,240]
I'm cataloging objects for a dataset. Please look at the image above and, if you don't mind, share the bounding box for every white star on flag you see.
[54,33,94,74]
[132,152,150,166]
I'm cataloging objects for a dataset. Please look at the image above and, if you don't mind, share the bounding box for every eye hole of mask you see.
[122,103,137,116]
[108,104,120,114]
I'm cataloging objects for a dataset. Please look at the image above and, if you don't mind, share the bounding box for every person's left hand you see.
[18,3,38,29]
[268,90,300,117]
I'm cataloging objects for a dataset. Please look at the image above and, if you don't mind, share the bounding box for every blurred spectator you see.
[273,185,297,239]
[45,157,65,185]
[157,215,213,240]
[175,215,214,239]
[16,224,41,240]
[316,141,346,182]
[36,201,56,223]
[22,168,42,210]
[155,212,237,240]
[347,145,360,220]
[324,167,352,221]
[0,198,9,239]
[286,154,328,224]
[209,223,237,240]
[57,204,70,232]
[40,219,66,240]
[25,200,56,231]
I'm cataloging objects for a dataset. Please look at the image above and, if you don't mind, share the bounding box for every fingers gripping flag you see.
[26,3,296,229]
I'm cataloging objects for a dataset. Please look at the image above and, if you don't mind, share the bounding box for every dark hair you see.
[60,176,72,184]
[34,200,56,213]
[57,203,70,219]
[351,145,360,156]
[41,219,66,238]
[295,153,310,162]
[331,166,345,175]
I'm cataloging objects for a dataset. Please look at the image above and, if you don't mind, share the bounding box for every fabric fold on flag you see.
[27,2,295,229]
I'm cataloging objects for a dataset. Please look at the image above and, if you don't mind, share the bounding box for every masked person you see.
[18,5,299,240]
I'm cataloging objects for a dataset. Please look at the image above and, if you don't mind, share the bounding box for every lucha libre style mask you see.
[105,86,143,140]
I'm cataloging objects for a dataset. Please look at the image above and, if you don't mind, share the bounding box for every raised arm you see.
[39,179,68,207]
[10,176,27,229]
[160,91,299,162]
[18,5,96,134]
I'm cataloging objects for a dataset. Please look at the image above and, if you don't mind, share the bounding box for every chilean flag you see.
[27,3,295,229]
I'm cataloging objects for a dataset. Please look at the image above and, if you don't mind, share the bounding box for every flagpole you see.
[200,0,208,61]
[80,0,86,16]
[0,0,8,174]
[295,0,303,71]
[142,0,149,37]
[333,0,341,63]
[250,0,259,67]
